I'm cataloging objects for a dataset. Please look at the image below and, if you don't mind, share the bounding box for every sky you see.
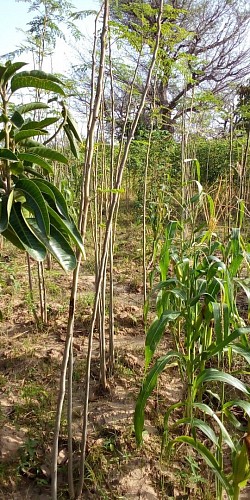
[0,0,100,73]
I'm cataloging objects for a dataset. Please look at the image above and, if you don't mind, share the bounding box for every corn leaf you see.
[194,368,250,397]
[134,352,182,445]
[145,312,181,368]
[172,436,232,497]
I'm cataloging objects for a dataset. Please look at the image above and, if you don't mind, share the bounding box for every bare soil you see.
[0,232,249,499]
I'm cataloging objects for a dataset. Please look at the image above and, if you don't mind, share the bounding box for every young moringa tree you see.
[110,0,250,134]
[7,0,82,69]
[51,3,109,499]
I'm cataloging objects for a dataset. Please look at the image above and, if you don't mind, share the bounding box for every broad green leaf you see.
[28,219,76,272]
[18,153,53,174]
[15,178,50,236]
[134,352,182,445]
[22,166,44,178]
[64,123,79,158]
[11,70,65,96]
[9,203,46,261]
[28,146,68,165]
[20,117,59,130]
[32,178,69,218]
[2,226,26,251]
[1,62,27,84]
[0,191,13,233]
[10,111,24,128]
[194,368,250,398]
[48,206,85,257]
[14,129,48,143]
[16,102,50,114]
[145,312,181,368]
[194,402,235,450]
[0,148,18,162]
[229,254,243,276]
[172,436,232,497]
[67,112,82,142]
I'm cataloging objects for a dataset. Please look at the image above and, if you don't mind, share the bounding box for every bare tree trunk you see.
[37,261,47,324]
[26,254,39,325]
[51,3,108,499]
[76,3,164,496]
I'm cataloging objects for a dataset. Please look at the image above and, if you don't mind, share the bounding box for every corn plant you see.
[0,61,84,270]
[134,186,250,499]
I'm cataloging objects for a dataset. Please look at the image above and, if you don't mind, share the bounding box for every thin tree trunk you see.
[76,3,164,496]
[26,254,39,325]
[51,3,108,499]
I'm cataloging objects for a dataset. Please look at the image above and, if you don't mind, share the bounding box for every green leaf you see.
[10,111,24,128]
[0,148,18,162]
[145,312,181,368]
[18,153,53,174]
[15,178,50,236]
[194,368,250,397]
[22,166,44,178]
[64,123,79,158]
[229,343,250,364]
[66,112,82,142]
[173,417,219,447]
[32,178,69,218]
[2,226,26,251]
[172,436,232,497]
[134,352,182,445]
[16,102,50,114]
[197,327,250,366]
[48,206,85,257]
[14,129,48,143]
[20,117,59,130]
[193,402,235,450]
[9,203,46,261]
[1,62,27,84]
[0,191,13,233]
[28,146,68,165]
[11,70,65,96]
[28,219,76,272]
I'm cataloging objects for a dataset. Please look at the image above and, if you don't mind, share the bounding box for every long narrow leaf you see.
[28,146,68,165]
[14,129,47,143]
[18,153,53,174]
[28,219,76,272]
[145,312,181,368]
[9,203,46,261]
[32,178,69,218]
[172,436,232,497]
[194,402,235,450]
[194,368,250,397]
[48,206,85,257]
[15,178,50,236]
[134,352,182,445]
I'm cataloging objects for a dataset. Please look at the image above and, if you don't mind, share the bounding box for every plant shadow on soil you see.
[1,221,250,499]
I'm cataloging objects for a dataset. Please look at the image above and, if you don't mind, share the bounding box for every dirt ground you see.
[0,233,250,499]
